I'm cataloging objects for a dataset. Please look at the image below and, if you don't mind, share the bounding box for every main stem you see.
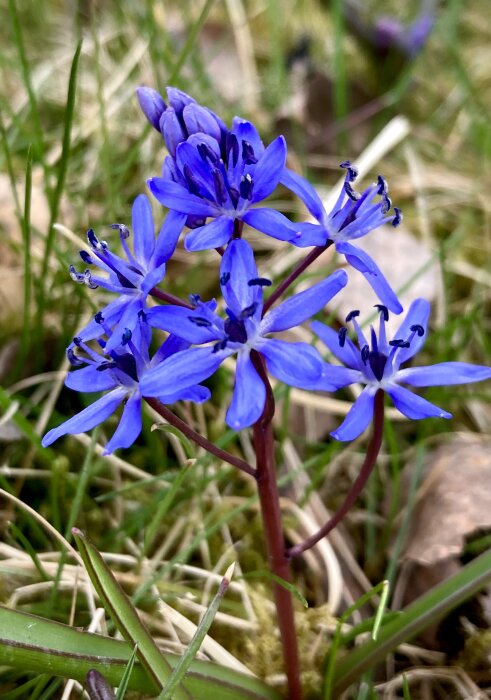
[286,389,385,559]
[251,351,302,700]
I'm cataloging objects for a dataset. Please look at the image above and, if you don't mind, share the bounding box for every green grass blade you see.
[168,0,215,84]
[18,144,32,372]
[332,548,491,695]
[0,606,281,699]
[158,563,234,700]
[72,528,191,700]
[114,645,138,700]
[38,40,82,332]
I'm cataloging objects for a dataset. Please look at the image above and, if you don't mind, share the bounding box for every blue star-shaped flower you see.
[69,194,185,351]
[312,300,491,441]
[280,162,403,314]
[42,321,210,454]
[147,117,292,251]
[140,239,348,430]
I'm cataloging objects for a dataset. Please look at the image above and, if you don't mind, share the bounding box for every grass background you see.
[0,0,490,697]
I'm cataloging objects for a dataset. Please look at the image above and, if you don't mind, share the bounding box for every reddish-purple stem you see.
[262,242,332,315]
[144,398,256,478]
[250,350,303,700]
[286,389,385,559]
[149,288,194,309]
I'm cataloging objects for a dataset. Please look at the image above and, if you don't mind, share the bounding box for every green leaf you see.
[72,528,190,699]
[0,606,281,700]
[332,548,491,694]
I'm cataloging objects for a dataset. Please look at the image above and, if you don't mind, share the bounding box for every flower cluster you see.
[42,86,491,453]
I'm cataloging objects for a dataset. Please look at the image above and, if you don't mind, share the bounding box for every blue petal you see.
[136,86,166,131]
[397,362,491,387]
[166,87,196,113]
[392,298,430,366]
[151,334,191,366]
[242,208,301,242]
[148,178,217,217]
[154,210,187,266]
[184,216,234,252]
[141,261,167,295]
[331,388,376,441]
[316,364,364,390]
[280,169,326,222]
[258,339,323,386]
[336,241,403,314]
[146,305,223,343]
[251,136,287,202]
[262,269,347,334]
[311,321,363,370]
[132,194,155,265]
[231,118,265,158]
[220,239,261,316]
[226,352,266,430]
[73,297,130,345]
[140,346,228,397]
[104,298,144,353]
[65,365,118,393]
[288,221,329,248]
[159,108,185,157]
[183,104,222,142]
[103,392,142,454]
[176,142,218,200]
[160,384,211,404]
[387,384,451,420]
[41,388,127,447]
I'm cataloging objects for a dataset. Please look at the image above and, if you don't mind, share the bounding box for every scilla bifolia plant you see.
[42,86,491,699]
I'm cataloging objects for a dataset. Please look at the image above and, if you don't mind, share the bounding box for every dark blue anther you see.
[213,338,228,353]
[189,293,201,307]
[138,309,147,321]
[73,336,83,347]
[226,132,239,168]
[377,175,388,195]
[197,142,218,164]
[240,302,258,319]
[361,345,370,363]
[381,194,392,214]
[375,304,389,322]
[183,164,202,197]
[220,272,231,285]
[392,207,402,227]
[241,140,257,165]
[69,265,84,283]
[96,360,116,373]
[67,348,84,366]
[228,187,240,208]
[188,316,212,327]
[224,318,247,344]
[212,168,227,204]
[340,161,358,182]
[122,329,132,345]
[95,311,104,324]
[410,324,425,337]
[389,339,410,348]
[239,173,254,200]
[248,277,272,287]
[346,309,360,322]
[87,229,107,251]
[80,250,93,264]
[110,223,130,239]
[344,181,361,201]
[338,327,348,347]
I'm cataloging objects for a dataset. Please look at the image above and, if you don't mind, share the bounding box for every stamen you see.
[83,270,98,290]
[340,161,358,182]
[122,329,132,345]
[80,250,93,264]
[241,140,257,165]
[361,345,370,363]
[188,316,213,327]
[338,327,348,347]
[96,361,116,372]
[110,223,130,239]
[197,142,218,164]
[375,304,389,322]
[183,164,202,197]
[381,194,392,214]
[213,338,228,353]
[226,133,239,167]
[389,339,410,348]
[220,272,231,285]
[212,168,227,204]
[138,309,147,321]
[346,309,360,322]
[392,207,402,227]
[344,181,361,201]
[410,324,425,337]
[248,277,272,287]
[377,175,388,195]
[239,173,254,200]
[67,348,84,366]
[73,337,83,347]
[240,302,258,319]
[189,293,201,307]
[228,186,240,208]
[69,265,85,283]
[87,229,107,251]
[95,311,104,324]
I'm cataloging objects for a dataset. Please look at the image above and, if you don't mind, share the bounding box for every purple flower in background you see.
[140,239,348,429]
[312,300,491,441]
[42,321,210,454]
[147,117,291,251]
[281,162,403,314]
[69,194,185,352]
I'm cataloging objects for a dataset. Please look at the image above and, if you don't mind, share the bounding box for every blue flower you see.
[312,300,491,441]
[147,115,292,251]
[69,194,186,352]
[140,239,348,430]
[280,162,403,314]
[42,321,210,454]
[136,86,227,156]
